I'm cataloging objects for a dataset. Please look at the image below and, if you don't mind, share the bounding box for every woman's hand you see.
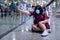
[17,5,31,15]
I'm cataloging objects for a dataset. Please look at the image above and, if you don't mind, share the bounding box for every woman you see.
[17,5,50,37]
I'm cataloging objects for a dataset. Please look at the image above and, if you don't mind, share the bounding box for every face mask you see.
[35,9,40,15]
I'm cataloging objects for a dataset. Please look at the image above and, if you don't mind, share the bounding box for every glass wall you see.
[0,0,30,38]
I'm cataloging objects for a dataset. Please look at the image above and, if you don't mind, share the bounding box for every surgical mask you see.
[35,9,40,15]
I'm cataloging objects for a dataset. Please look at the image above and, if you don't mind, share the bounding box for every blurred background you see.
[0,0,59,40]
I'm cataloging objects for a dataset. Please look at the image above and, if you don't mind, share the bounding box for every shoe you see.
[31,28,43,34]
[41,30,48,37]
[47,29,51,33]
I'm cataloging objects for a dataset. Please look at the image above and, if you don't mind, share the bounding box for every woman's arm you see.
[17,5,31,15]
[39,19,48,24]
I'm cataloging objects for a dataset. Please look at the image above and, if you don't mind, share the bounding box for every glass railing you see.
[0,2,30,38]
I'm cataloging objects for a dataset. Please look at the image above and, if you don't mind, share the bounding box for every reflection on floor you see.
[0,15,56,40]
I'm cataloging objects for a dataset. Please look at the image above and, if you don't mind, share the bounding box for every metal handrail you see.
[46,0,55,7]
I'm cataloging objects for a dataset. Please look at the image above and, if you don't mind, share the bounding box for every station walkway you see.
[0,12,58,40]
[0,0,60,39]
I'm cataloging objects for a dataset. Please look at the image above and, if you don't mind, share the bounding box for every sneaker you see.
[47,29,51,33]
[41,30,48,37]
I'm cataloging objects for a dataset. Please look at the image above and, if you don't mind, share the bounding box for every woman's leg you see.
[38,22,46,31]
[32,24,41,31]
[38,21,49,37]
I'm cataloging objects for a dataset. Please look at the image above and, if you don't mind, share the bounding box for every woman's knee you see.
[32,25,36,29]
[32,25,42,31]
[32,25,38,30]
[38,22,43,25]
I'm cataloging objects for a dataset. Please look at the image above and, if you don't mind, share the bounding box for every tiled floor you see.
[0,14,30,37]
[0,14,56,40]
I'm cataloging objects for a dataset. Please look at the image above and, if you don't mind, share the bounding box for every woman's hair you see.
[34,5,43,15]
